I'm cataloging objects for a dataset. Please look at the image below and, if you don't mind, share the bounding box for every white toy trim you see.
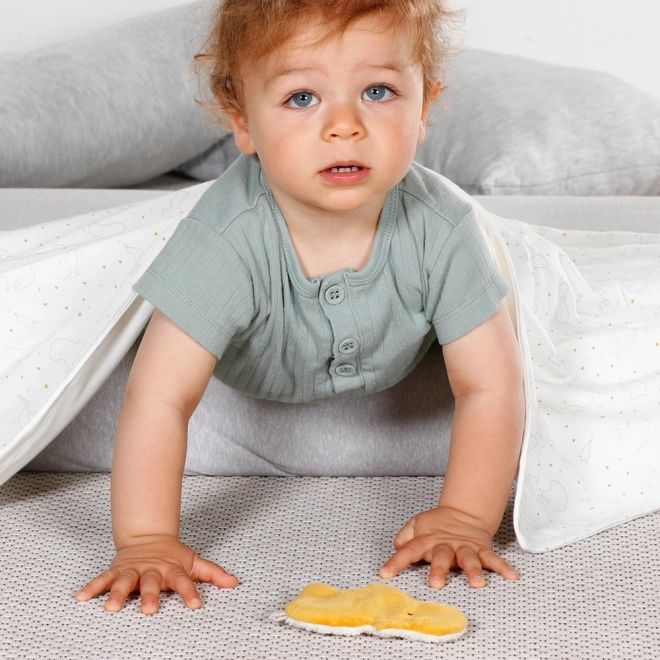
[269,610,467,643]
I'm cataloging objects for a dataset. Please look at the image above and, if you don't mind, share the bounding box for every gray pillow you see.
[176,132,241,181]
[177,49,660,195]
[0,1,225,188]
[418,49,660,195]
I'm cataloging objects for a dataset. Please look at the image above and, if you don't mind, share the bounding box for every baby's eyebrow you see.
[263,66,320,91]
[263,61,406,91]
[359,62,406,75]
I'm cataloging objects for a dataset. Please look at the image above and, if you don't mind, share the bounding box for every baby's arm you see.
[380,302,525,587]
[75,309,238,614]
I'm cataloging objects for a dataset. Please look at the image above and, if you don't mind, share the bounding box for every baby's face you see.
[228,14,440,219]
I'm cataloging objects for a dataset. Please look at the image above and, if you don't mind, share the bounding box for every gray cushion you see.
[417,49,660,195]
[177,49,660,196]
[176,133,242,182]
[0,1,224,188]
[24,331,455,477]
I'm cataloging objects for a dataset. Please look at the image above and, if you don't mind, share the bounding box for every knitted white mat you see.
[1,473,658,659]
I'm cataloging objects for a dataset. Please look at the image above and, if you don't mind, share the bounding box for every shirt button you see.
[324,285,345,305]
[335,363,356,377]
[338,338,359,355]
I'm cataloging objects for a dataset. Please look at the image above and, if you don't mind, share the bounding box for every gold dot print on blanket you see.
[0,181,214,485]
[508,214,660,551]
[2,171,660,553]
[450,181,660,553]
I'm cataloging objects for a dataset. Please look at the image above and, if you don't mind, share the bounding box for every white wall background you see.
[0,0,199,54]
[0,0,658,98]
[453,0,660,100]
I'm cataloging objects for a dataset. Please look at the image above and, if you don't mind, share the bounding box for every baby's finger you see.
[105,568,140,612]
[191,555,239,589]
[392,517,416,550]
[75,568,120,601]
[477,548,520,580]
[428,544,454,589]
[379,538,427,579]
[169,569,203,609]
[139,570,163,615]
[455,546,486,588]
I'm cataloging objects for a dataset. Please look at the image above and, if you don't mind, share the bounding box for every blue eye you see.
[286,91,319,108]
[362,85,394,102]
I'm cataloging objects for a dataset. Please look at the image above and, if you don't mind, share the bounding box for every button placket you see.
[320,275,363,391]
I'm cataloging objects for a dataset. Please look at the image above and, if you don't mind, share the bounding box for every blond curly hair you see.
[193,0,466,131]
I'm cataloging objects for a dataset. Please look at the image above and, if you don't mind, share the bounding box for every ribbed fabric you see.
[132,153,509,403]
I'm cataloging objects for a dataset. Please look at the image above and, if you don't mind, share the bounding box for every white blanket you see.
[2,178,660,552]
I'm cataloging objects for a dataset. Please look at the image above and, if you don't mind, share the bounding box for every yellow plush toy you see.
[270,583,468,644]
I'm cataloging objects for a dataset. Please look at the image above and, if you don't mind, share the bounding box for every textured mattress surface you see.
[2,188,660,233]
[1,473,659,659]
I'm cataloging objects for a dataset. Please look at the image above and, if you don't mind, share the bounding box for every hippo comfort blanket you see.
[1,176,659,553]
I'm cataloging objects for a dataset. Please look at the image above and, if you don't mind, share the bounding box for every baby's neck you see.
[263,172,388,279]
[289,220,380,280]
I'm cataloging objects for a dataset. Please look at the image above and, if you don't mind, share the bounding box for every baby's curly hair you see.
[193,0,466,131]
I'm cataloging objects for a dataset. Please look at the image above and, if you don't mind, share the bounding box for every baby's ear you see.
[227,110,257,155]
[417,79,442,144]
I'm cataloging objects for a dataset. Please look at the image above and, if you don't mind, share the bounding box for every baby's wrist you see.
[434,503,499,537]
[114,533,179,550]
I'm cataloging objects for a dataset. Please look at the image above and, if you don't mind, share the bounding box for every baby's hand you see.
[74,535,238,614]
[378,506,519,589]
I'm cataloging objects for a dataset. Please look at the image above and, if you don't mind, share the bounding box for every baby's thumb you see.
[393,516,417,549]
[193,556,239,588]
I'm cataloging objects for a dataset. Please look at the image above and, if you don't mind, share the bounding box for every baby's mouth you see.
[327,166,362,173]
[319,162,370,183]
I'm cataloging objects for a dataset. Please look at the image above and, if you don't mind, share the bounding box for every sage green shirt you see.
[132,153,509,403]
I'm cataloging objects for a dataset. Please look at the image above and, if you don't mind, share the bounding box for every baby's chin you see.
[261,166,400,216]
[309,188,392,215]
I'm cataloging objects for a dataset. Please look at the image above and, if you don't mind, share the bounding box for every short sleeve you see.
[429,208,510,345]
[132,216,255,358]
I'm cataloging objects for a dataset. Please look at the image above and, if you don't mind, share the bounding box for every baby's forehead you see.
[249,20,419,84]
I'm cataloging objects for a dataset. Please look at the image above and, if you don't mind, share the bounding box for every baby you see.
[75,0,525,615]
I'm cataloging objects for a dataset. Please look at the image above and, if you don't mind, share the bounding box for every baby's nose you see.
[322,103,365,140]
